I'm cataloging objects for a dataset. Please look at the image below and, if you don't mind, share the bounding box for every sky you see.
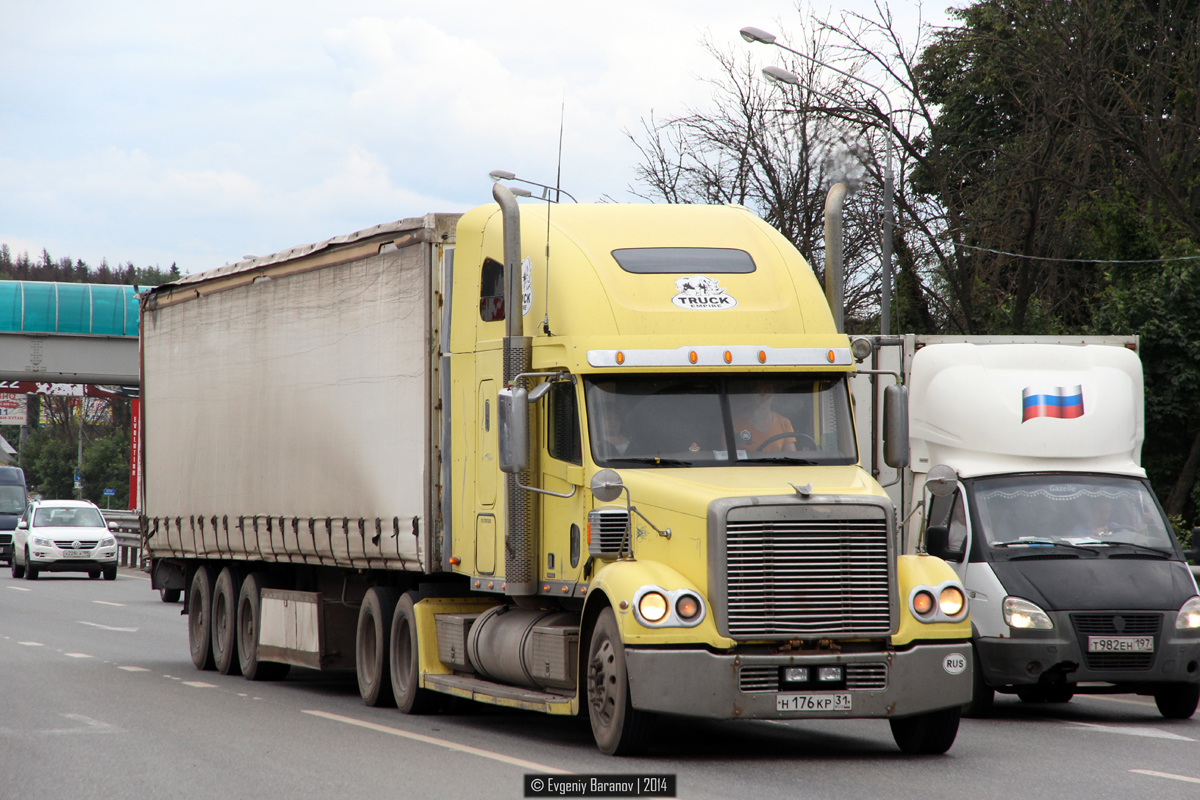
[0,1,958,274]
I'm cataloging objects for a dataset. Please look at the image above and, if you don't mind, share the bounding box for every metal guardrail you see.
[100,509,142,568]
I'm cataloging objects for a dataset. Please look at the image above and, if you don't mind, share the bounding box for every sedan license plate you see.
[62,550,90,558]
[1088,636,1153,653]
[776,693,852,712]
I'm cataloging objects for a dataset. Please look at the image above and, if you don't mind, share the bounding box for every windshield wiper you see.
[1091,541,1173,558]
[736,457,820,466]
[991,539,1099,555]
[607,457,693,467]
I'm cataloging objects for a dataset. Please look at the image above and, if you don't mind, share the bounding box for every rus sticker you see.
[671,275,737,310]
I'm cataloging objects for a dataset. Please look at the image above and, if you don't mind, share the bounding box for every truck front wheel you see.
[188,565,217,671]
[356,587,399,707]
[586,608,653,755]
[1154,683,1200,719]
[389,592,440,714]
[889,706,961,755]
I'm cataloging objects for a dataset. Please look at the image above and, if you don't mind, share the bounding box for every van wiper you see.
[737,457,820,465]
[1092,541,1173,558]
[607,457,693,467]
[991,539,1099,555]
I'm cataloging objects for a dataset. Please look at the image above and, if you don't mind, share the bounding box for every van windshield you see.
[969,475,1177,554]
[584,374,857,467]
[0,485,25,514]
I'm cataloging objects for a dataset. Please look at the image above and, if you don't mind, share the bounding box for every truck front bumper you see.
[624,642,972,720]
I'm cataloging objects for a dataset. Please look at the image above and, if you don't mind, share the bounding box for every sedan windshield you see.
[33,506,106,528]
[970,475,1177,553]
[584,374,857,467]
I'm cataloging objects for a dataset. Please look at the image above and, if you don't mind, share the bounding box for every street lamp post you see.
[742,27,896,335]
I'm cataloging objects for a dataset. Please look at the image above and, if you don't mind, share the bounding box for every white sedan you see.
[10,500,119,580]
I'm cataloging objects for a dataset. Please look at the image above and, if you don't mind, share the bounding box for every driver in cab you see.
[731,381,796,453]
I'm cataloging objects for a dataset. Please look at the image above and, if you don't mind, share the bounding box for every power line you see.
[950,241,1200,264]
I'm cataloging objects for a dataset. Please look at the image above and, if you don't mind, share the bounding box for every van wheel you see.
[1016,685,1074,704]
[962,645,994,718]
[188,565,217,671]
[586,607,653,755]
[356,587,399,707]
[890,706,961,754]
[237,572,290,681]
[389,592,440,714]
[1154,683,1200,719]
[211,566,242,675]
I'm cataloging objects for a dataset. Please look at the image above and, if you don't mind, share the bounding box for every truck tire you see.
[237,572,290,681]
[188,564,217,671]
[1154,683,1200,719]
[211,566,242,675]
[389,591,440,714]
[889,706,961,755]
[586,607,653,755]
[356,587,399,707]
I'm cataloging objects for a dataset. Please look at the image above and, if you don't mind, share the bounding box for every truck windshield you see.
[969,475,1177,555]
[584,374,857,467]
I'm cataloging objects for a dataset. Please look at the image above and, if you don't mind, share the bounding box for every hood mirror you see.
[590,469,625,503]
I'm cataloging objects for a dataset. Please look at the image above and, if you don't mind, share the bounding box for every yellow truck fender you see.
[892,554,972,646]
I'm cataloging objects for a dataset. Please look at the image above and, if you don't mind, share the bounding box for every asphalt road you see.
[2,567,1199,800]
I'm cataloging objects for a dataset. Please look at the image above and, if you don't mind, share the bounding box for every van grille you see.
[0,533,11,546]
[724,512,892,638]
[1071,613,1161,671]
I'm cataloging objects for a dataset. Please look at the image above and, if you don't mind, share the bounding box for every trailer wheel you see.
[237,572,290,681]
[889,706,961,755]
[211,566,242,675]
[357,587,400,707]
[389,591,440,714]
[1154,682,1200,719]
[586,607,653,755]
[188,564,217,671]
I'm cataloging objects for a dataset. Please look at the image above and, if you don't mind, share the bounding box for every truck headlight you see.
[631,586,706,628]
[638,591,669,622]
[939,586,965,617]
[1004,596,1053,630]
[908,581,967,623]
[1176,596,1200,630]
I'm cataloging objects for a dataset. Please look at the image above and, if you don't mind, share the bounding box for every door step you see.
[425,673,576,714]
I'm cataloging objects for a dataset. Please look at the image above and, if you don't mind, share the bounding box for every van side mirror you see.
[883,383,910,468]
[926,525,962,562]
[497,385,529,473]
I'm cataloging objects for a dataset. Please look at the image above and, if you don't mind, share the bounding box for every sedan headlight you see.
[1003,596,1053,630]
[1176,596,1200,630]
[101,536,116,548]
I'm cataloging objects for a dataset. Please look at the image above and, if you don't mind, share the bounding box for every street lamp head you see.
[489,169,516,182]
[739,26,776,45]
[762,66,800,86]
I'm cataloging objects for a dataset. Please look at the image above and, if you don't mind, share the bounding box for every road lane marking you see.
[303,710,573,774]
[77,621,138,632]
[6,586,31,592]
[64,653,92,659]
[1067,721,1194,741]
[1085,694,1156,707]
[1130,769,1200,785]
[92,600,125,607]
[183,681,217,688]
[18,642,43,646]
[119,666,150,672]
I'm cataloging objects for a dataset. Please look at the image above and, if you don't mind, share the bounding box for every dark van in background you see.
[0,465,28,565]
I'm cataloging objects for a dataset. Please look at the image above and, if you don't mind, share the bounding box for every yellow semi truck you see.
[141,188,972,754]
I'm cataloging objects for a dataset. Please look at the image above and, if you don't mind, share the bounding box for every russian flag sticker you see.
[1022,385,1084,422]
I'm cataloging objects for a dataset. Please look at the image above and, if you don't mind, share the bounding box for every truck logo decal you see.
[521,257,533,317]
[671,275,737,310]
[1022,385,1084,422]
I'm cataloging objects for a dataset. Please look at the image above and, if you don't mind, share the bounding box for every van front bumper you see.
[624,642,972,720]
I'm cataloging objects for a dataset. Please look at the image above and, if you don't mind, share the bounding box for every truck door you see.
[540,382,585,587]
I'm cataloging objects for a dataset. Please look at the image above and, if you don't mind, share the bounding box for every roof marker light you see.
[616,351,625,365]
[827,349,836,363]
[758,350,767,364]
[689,351,698,364]
[724,350,733,364]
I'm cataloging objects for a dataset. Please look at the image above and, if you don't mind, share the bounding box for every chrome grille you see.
[724,512,891,638]
[1071,613,1161,671]
[54,540,98,549]
[587,508,629,557]
[738,662,888,693]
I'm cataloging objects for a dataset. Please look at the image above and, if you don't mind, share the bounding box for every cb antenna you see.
[542,94,566,336]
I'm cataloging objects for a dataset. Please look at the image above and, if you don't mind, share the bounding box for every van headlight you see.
[1004,596,1053,630]
[1176,596,1200,630]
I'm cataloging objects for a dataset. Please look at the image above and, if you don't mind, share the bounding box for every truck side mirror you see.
[497,385,529,473]
[926,525,962,562]
[883,383,910,468]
